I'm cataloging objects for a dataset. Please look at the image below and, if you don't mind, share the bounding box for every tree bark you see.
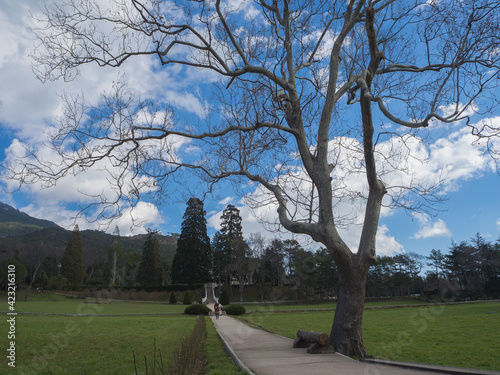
[239,275,244,302]
[330,259,369,358]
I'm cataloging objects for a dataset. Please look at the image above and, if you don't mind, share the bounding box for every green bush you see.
[47,274,68,290]
[219,289,230,305]
[183,291,192,305]
[169,292,177,304]
[184,304,211,315]
[85,278,107,286]
[223,305,246,315]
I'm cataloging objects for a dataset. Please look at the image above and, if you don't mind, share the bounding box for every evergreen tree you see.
[60,225,85,285]
[183,291,192,305]
[137,230,164,286]
[0,258,28,287]
[220,204,246,285]
[211,231,227,290]
[169,292,177,304]
[427,249,445,295]
[171,198,211,284]
[313,248,339,298]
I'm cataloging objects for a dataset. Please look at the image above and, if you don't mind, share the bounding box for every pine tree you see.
[137,230,164,286]
[211,231,227,291]
[169,292,177,304]
[171,198,211,284]
[220,204,248,301]
[60,224,85,285]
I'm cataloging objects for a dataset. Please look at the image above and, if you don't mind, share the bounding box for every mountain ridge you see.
[0,201,60,237]
[0,201,178,266]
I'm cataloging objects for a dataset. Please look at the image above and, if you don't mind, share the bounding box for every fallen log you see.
[295,330,330,346]
[293,330,335,354]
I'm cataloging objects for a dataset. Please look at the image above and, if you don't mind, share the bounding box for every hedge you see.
[184,304,211,315]
[223,305,246,315]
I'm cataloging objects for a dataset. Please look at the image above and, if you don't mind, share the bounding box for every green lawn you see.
[3,292,499,372]
[3,314,196,374]
[4,291,186,314]
[0,292,244,374]
[1,314,244,375]
[240,302,500,371]
[244,297,427,312]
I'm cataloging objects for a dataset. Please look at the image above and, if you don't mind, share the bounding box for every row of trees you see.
[170,199,500,300]
[3,196,498,302]
[1,224,168,290]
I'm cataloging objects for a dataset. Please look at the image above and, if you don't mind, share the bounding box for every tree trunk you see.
[330,262,369,358]
[24,262,42,302]
[239,275,244,302]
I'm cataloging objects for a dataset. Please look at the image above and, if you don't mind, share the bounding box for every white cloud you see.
[376,225,405,255]
[218,196,234,206]
[206,120,495,254]
[21,200,164,236]
[412,213,451,239]
[109,202,165,236]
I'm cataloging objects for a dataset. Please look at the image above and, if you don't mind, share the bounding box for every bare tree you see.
[7,0,500,357]
[23,241,48,301]
[248,232,267,302]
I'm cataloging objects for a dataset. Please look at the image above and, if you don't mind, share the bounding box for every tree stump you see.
[293,330,335,354]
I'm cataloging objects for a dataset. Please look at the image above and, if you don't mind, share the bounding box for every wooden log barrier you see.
[293,330,335,354]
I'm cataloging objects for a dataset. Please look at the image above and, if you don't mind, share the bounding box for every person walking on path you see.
[214,302,221,319]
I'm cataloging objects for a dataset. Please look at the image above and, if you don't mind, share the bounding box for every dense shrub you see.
[48,275,68,290]
[184,304,211,315]
[223,305,246,315]
[219,289,230,305]
[183,291,192,305]
[169,292,177,304]
[85,278,107,286]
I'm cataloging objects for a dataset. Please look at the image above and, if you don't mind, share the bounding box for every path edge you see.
[212,318,256,375]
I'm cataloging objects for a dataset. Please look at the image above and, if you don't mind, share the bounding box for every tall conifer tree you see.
[172,198,211,284]
[137,230,164,286]
[60,224,85,284]
[220,204,248,300]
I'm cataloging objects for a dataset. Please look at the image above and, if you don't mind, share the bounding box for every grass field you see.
[12,291,186,314]
[243,297,427,312]
[1,292,243,375]
[5,314,197,374]
[240,302,500,371]
[2,292,499,373]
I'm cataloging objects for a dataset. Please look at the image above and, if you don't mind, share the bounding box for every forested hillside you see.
[0,202,60,237]
[0,201,177,287]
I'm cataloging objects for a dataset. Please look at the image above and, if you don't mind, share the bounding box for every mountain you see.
[0,201,178,266]
[0,202,60,237]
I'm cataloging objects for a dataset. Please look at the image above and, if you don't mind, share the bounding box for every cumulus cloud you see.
[412,213,451,239]
[1,0,498,244]
[0,0,211,233]
[0,0,208,141]
[21,200,164,235]
[207,118,495,255]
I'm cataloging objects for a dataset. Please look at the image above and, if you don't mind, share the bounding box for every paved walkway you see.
[209,307,499,375]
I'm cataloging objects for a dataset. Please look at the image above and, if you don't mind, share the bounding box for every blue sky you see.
[0,0,499,260]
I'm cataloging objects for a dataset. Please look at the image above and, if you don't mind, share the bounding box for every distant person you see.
[214,302,221,319]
